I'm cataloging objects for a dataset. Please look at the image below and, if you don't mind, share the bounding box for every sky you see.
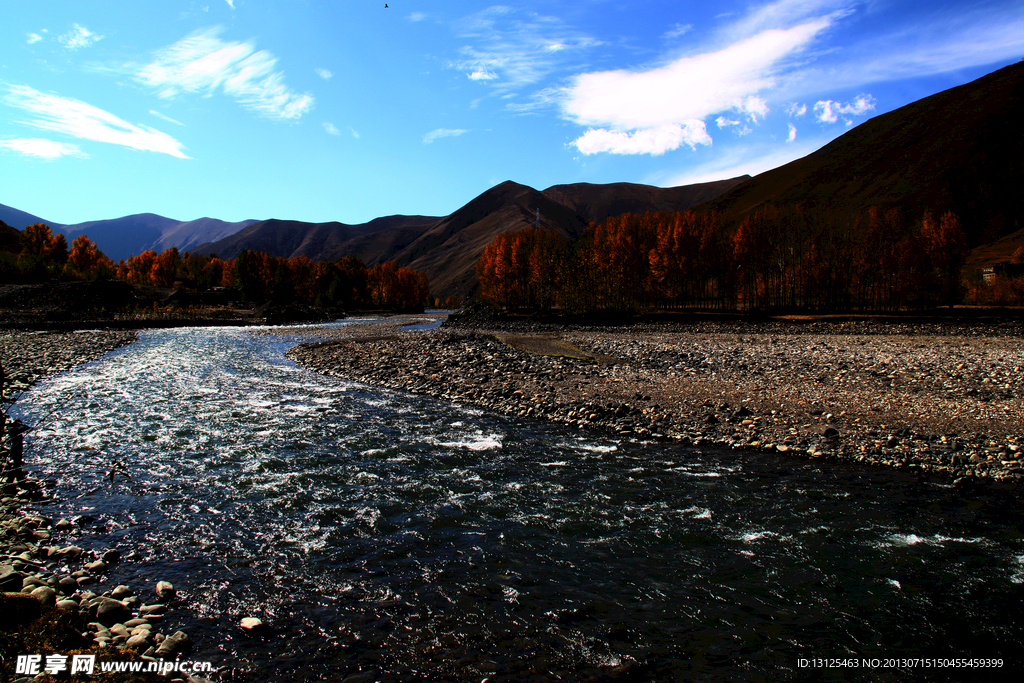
[2,0,1023,227]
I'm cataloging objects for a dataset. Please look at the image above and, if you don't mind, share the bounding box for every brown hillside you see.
[0,220,22,253]
[542,177,749,225]
[707,62,1024,246]
[194,177,747,299]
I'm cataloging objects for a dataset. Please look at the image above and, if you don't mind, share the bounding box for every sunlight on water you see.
[10,323,1024,682]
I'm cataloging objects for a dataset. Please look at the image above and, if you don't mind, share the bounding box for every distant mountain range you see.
[0,203,258,262]
[4,61,1022,297]
[192,177,748,297]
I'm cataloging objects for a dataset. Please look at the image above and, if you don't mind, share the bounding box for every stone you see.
[126,633,152,650]
[30,585,57,607]
[139,603,166,616]
[110,585,134,600]
[155,580,175,601]
[102,549,121,564]
[0,568,26,592]
[155,630,191,657]
[57,545,85,561]
[240,616,268,633]
[84,560,107,573]
[95,597,132,625]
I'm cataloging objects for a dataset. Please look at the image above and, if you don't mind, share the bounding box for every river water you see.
[11,322,1024,682]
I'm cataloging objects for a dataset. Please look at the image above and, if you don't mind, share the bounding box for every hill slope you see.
[0,203,60,231]
[195,177,749,298]
[707,62,1024,249]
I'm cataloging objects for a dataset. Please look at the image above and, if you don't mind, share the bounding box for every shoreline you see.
[1,329,207,682]
[288,316,1023,486]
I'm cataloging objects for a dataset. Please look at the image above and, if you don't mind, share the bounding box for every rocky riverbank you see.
[287,315,1024,485]
[1,330,213,682]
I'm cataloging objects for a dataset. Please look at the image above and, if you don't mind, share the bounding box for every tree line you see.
[1,224,430,311]
[477,205,981,313]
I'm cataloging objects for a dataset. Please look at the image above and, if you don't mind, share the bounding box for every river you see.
[11,321,1024,681]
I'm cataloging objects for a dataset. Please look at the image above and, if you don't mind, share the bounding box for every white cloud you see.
[59,24,103,50]
[739,95,769,123]
[786,122,797,142]
[814,94,875,123]
[136,27,314,121]
[349,126,360,139]
[3,84,189,158]
[26,33,43,45]
[572,122,711,156]
[786,102,807,117]
[408,12,428,22]
[423,128,468,144]
[315,68,332,80]
[323,122,341,136]
[664,23,692,40]
[450,7,599,93]
[225,0,236,8]
[0,138,87,160]
[716,116,741,129]
[562,18,831,131]
[150,110,184,126]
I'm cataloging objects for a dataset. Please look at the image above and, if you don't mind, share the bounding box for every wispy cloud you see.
[3,84,189,158]
[323,122,341,136]
[449,6,598,94]
[408,12,428,23]
[135,27,314,121]
[26,32,44,45]
[777,3,1024,98]
[786,122,797,142]
[423,128,468,144]
[225,0,236,9]
[59,24,103,50]
[786,102,807,117]
[0,138,87,160]
[349,126,360,139]
[664,23,693,40]
[315,68,332,80]
[150,110,184,126]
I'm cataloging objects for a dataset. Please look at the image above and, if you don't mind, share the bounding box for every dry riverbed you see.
[288,315,1024,486]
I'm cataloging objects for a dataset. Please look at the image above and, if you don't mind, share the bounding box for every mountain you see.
[195,177,749,298]
[194,215,441,262]
[0,203,61,232]
[150,217,260,255]
[0,220,23,253]
[705,61,1024,251]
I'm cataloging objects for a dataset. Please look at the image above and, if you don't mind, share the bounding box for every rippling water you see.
[11,323,1024,681]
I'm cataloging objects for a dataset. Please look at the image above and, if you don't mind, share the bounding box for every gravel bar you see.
[288,316,1024,486]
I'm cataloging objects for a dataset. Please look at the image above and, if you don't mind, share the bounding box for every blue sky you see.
[2,1,1023,226]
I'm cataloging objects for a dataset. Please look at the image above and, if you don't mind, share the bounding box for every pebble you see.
[287,315,1023,484]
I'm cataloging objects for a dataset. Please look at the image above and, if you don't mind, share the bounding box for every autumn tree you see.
[65,235,115,279]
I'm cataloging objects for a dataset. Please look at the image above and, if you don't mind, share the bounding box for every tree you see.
[65,235,110,278]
